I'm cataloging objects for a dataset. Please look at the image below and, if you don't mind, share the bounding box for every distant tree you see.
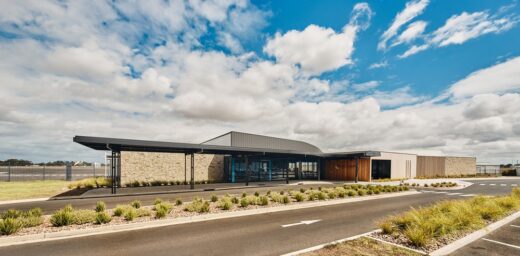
[0,159,33,166]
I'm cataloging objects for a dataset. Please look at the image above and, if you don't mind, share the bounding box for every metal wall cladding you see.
[229,132,322,153]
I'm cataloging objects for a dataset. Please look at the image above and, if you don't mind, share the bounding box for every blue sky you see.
[0,0,519,164]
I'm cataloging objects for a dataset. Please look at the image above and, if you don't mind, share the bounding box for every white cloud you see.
[352,81,380,91]
[432,11,517,47]
[264,3,372,75]
[449,56,520,98]
[392,20,427,46]
[378,0,430,50]
[399,10,518,58]
[368,60,388,69]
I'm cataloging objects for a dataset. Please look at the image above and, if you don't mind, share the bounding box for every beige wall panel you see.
[444,157,476,176]
[120,152,224,185]
[371,152,417,179]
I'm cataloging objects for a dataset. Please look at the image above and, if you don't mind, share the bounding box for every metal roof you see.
[202,131,322,153]
[74,135,379,158]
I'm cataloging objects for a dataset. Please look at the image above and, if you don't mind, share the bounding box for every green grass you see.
[303,237,421,256]
[0,180,72,201]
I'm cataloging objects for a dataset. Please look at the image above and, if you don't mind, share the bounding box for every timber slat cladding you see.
[324,158,370,181]
[416,156,445,177]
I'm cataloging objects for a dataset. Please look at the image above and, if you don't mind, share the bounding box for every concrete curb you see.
[0,197,50,205]
[365,235,428,255]
[0,191,420,248]
[430,210,520,256]
[280,229,380,256]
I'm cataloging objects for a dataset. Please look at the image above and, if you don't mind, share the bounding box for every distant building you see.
[476,163,500,175]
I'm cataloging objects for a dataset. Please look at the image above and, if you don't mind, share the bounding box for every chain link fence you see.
[0,165,105,181]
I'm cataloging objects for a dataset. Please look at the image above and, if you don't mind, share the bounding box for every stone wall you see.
[444,156,476,176]
[120,151,224,185]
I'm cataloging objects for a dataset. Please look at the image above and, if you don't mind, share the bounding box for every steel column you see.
[355,157,359,183]
[286,160,289,184]
[184,153,187,185]
[245,156,250,186]
[111,151,116,194]
[317,160,321,181]
[190,153,195,189]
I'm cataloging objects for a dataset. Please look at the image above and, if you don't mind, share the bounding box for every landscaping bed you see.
[371,188,520,253]
[302,237,421,256]
[0,184,409,237]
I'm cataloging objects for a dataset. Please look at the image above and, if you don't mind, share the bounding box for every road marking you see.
[447,193,462,196]
[512,184,518,187]
[460,194,476,197]
[281,219,321,228]
[489,184,496,186]
[500,184,507,186]
[482,238,520,250]
[480,184,486,185]
[511,225,520,228]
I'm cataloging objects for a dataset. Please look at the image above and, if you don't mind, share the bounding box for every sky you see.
[0,0,519,164]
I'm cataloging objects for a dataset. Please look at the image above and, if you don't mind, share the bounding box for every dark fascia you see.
[73,135,380,159]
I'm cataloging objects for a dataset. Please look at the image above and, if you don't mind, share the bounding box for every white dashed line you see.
[500,184,507,186]
[511,225,520,229]
[512,184,518,187]
[459,194,476,197]
[479,184,486,186]
[489,184,496,186]
[482,238,520,250]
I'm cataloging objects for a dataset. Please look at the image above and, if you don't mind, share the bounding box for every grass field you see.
[303,237,421,256]
[0,180,71,201]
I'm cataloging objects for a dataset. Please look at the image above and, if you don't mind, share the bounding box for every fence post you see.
[43,165,46,180]
[7,162,11,182]
[66,163,72,181]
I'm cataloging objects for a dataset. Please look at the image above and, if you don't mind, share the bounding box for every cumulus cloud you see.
[378,0,430,50]
[368,60,388,69]
[352,81,380,91]
[264,3,372,75]
[392,20,427,46]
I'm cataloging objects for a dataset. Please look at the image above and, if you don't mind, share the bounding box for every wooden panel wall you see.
[324,158,370,181]
[416,156,445,177]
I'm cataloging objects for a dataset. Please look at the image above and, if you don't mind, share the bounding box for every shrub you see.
[155,202,173,214]
[130,200,141,209]
[366,190,373,195]
[317,191,327,200]
[254,191,260,197]
[242,192,247,198]
[231,196,239,204]
[240,198,250,208]
[0,218,21,235]
[210,194,219,202]
[154,198,163,205]
[122,208,136,221]
[300,188,306,193]
[379,219,396,234]
[266,190,271,196]
[294,192,306,202]
[405,224,428,247]
[318,186,322,191]
[184,198,210,213]
[282,195,290,204]
[357,189,366,196]
[113,205,125,217]
[2,209,22,219]
[259,196,269,206]
[175,198,183,206]
[218,197,233,210]
[19,216,43,228]
[347,190,356,197]
[155,208,167,219]
[95,212,112,224]
[424,184,429,187]
[373,189,380,194]
[72,209,97,225]
[135,208,151,217]
[50,209,74,227]
[280,191,285,195]
[95,201,106,212]
[131,180,140,187]
[24,208,43,218]
[270,192,284,203]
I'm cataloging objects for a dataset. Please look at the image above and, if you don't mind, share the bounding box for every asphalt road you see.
[451,217,520,256]
[1,178,518,256]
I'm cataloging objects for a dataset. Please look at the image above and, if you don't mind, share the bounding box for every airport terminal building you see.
[74,131,476,193]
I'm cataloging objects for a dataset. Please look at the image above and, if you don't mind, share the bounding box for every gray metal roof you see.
[74,134,379,159]
[202,131,322,153]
